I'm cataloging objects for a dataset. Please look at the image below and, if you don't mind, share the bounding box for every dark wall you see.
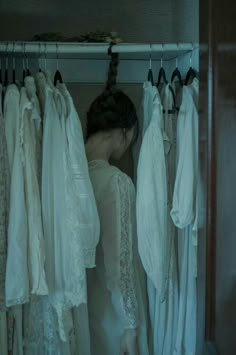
[0,0,198,42]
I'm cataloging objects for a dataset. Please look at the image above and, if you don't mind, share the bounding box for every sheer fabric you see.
[20,85,48,296]
[4,84,29,307]
[57,83,100,268]
[136,84,170,301]
[172,79,199,355]
[147,82,179,355]
[35,72,99,342]
[88,160,149,355]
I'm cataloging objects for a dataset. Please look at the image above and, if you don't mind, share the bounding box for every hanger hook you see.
[5,42,9,69]
[12,42,16,71]
[190,42,194,67]
[56,43,59,70]
[161,43,164,68]
[22,42,25,71]
[25,43,29,71]
[149,44,152,69]
[44,42,47,71]
[175,43,179,68]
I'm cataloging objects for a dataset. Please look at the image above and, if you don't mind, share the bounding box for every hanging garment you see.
[138,82,179,355]
[57,82,100,269]
[148,82,178,355]
[87,160,149,355]
[0,83,9,355]
[35,71,99,343]
[4,84,29,307]
[23,295,76,355]
[24,75,43,183]
[136,83,170,300]
[20,83,48,296]
[132,81,155,180]
[171,78,199,355]
[159,83,177,198]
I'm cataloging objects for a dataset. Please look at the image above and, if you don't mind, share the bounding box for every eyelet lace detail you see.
[117,174,138,329]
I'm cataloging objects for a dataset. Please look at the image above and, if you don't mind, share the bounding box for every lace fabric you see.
[57,83,100,269]
[4,84,29,307]
[95,169,139,329]
[20,87,48,296]
[37,74,89,342]
[117,174,138,329]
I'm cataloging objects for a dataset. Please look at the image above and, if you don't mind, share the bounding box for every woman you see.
[86,51,150,355]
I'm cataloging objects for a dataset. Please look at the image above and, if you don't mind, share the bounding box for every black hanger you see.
[4,68,8,87]
[171,67,183,86]
[147,68,154,86]
[156,66,168,87]
[12,68,16,84]
[12,56,16,84]
[185,66,197,85]
[54,43,63,86]
[54,69,63,86]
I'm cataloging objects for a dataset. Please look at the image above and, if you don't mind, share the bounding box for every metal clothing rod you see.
[0,41,199,55]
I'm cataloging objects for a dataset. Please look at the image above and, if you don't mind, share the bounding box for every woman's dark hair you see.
[86,50,139,140]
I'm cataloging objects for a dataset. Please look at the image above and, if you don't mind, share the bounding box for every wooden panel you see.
[200,0,236,353]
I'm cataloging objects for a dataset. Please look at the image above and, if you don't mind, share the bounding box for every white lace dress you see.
[25,72,99,354]
[87,160,149,355]
[20,83,48,296]
[137,82,179,355]
[4,84,29,307]
[171,79,199,355]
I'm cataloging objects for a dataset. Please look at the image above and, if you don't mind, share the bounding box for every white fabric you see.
[170,82,198,229]
[150,82,179,355]
[20,84,48,296]
[136,83,170,301]
[139,82,179,355]
[35,72,99,344]
[88,160,149,355]
[172,79,199,355]
[132,81,155,183]
[4,84,29,306]
[57,83,100,268]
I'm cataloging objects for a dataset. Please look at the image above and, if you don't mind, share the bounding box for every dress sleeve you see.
[66,98,100,268]
[170,88,198,229]
[100,172,139,330]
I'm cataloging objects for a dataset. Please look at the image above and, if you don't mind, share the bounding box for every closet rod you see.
[0,41,198,55]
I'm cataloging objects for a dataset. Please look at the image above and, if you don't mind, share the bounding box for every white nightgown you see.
[20,83,48,296]
[4,84,29,307]
[137,82,179,355]
[171,79,199,355]
[29,72,99,353]
[136,84,170,300]
[88,160,149,355]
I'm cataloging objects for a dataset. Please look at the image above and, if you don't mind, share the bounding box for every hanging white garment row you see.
[0,42,199,84]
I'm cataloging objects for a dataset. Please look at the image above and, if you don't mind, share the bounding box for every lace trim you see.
[6,296,29,307]
[83,247,96,268]
[117,174,138,329]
